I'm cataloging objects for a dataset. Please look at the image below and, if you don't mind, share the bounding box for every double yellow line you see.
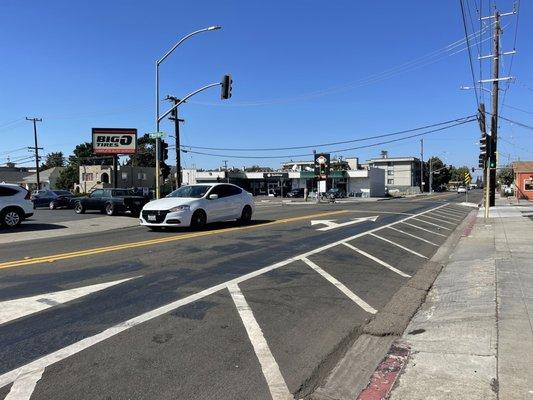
[0,210,349,270]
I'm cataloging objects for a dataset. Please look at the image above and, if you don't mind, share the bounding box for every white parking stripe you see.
[386,226,439,246]
[228,283,292,400]
[301,258,377,314]
[369,233,428,259]
[440,207,465,216]
[411,217,452,230]
[5,368,44,400]
[342,243,411,278]
[400,222,447,237]
[417,214,456,225]
[0,203,448,389]
[430,210,462,221]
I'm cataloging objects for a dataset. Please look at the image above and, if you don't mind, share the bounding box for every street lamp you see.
[154,26,222,199]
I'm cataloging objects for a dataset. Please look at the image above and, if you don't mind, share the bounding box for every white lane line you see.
[5,368,44,400]
[400,222,447,237]
[342,243,411,278]
[301,258,377,314]
[417,214,456,226]
[369,233,428,259]
[0,276,141,326]
[411,217,451,230]
[228,283,292,400]
[430,210,462,222]
[0,203,447,388]
[386,226,439,246]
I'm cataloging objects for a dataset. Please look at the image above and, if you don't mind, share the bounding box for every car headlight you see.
[169,205,190,212]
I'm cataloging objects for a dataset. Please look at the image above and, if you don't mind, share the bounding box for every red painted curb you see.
[462,212,478,237]
[356,340,410,400]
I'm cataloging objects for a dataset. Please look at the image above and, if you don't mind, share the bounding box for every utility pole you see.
[429,157,433,194]
[26,117,43,190]
[166,96,185,189]
[223,160,229,182]
[489,11,500,207]
[420,139,424,192]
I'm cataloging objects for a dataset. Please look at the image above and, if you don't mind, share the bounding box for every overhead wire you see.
[179,118,476,159]
[460,0,480,107]
[501,0,520,109]
[180,115,475,152]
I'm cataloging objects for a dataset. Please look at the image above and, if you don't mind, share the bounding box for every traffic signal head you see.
[221,74,233,100]
[160,141,169,161]
[479,134,488,157]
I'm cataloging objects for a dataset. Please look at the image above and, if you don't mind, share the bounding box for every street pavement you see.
[0,191,482,400]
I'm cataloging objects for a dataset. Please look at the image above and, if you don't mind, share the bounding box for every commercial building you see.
[74,165,155,193]
[182,157,385,197]
[367,153,422,193]
[513,161,533,200]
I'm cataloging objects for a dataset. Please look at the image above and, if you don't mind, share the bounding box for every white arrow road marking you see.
[0,276,141,326]
[311,216,379,231]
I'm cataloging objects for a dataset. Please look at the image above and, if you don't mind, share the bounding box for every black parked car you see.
[73,188,148,216]
[326,188,346,198]
[286,188,305,198]
[31,190,75,209]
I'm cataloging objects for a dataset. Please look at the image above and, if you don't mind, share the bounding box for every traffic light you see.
[221,74,233,100]
[479,132,489,168]
[160,141,169,161]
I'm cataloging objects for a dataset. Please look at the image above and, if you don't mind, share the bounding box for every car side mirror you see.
[208,194,219,200]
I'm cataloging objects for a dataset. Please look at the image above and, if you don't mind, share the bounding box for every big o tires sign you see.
[92,128,137,155]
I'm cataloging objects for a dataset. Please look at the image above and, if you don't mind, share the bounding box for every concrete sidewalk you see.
[387,199,533,400]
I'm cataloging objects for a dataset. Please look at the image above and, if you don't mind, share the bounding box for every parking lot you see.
[0,191,480,399]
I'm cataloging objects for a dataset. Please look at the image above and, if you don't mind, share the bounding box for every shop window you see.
[387,179,394,185]
[525,182,533,191]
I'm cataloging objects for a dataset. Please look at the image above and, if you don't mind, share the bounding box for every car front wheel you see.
[1,208,22,228]
[190,210,207,230]
[238,205,253,225]
[74,202,85,214]
[105,203,115,216]
[49,201,57,210]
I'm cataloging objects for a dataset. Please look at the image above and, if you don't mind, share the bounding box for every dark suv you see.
[73,188,148,216]
[286,188,305,198]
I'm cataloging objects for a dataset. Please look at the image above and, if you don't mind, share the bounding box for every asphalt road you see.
[0,191,482,400]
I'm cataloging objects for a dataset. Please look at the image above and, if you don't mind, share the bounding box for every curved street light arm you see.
[158,82,221,123]
[157,26,222,65]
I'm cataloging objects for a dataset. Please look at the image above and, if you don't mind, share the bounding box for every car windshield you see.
[167,185,210,198]
[53,191,72,196]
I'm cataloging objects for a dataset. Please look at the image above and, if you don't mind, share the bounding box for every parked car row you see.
[1,183,256,231]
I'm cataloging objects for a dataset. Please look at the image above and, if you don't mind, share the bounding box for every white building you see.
[367,155,422,193]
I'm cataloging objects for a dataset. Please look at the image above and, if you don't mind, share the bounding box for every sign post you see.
[464,171,472,203]
[314,153,331,203]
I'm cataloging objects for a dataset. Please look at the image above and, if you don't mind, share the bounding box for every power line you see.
[496,114,533,131]
[460,0,480,107]
[501,0,520,108]
[503,104,533,114]
[181,115,475,152]
[180,118,476,159]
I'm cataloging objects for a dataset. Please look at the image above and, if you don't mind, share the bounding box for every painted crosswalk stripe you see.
[417,214,456,225]
[400,222,447,237]
[430,210,462,221]
[440,207,465,216]
[0,276,141,326]
[369,233,428,259]
[386,226,439,246]
[411,217,452,230]
[342,243,411,278]
[228,283,292,400]
[5,367,44,400]
[301,258,377,314]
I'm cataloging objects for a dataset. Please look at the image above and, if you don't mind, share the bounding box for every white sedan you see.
[457,186,467,193]
[140,183,255,230]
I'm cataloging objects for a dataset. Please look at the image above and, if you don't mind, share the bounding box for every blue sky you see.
[1,0,531,178]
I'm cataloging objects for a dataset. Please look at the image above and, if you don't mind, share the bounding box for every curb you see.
[356,340,410,400]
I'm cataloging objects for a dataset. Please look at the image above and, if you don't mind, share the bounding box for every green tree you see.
[55,165,78,190]
[427,157,451,191]
[449,166,471,184]
[244,165,272,172]
[126,134,170,179]
[41,152,65,169]
[497,165,513,186]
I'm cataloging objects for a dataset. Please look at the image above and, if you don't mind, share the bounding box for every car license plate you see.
[148,215,156,221]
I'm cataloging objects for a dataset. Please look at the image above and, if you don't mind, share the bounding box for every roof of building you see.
[0,170,28,184]
[513,161,533,172]
[22,167,64,183]
[367,157,420,163]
